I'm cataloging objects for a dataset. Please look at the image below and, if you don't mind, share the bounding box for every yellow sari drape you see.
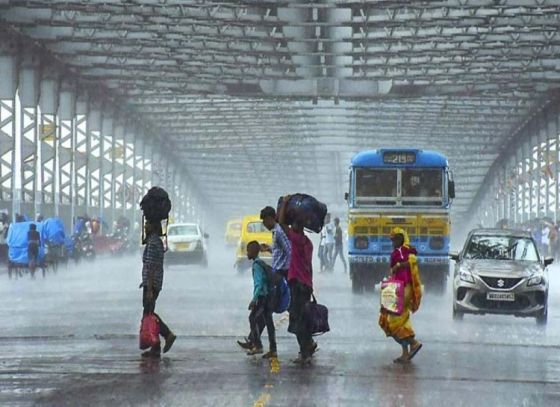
[379,228,423,341]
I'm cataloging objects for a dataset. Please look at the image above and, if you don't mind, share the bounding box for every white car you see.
[166,223,209,267]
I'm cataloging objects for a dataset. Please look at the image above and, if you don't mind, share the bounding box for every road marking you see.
[270,356,280,374]
[253,392,270,407]
[274,313,289,329]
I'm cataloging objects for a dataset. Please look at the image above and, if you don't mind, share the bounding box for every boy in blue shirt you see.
[246,240,277,358]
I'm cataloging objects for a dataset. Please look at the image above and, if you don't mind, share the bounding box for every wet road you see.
[0,248,560,407]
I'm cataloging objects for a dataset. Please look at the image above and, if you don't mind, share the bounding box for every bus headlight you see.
[354,237,369,249]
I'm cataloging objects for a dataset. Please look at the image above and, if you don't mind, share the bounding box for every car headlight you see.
[459,269,475,283]
[527,275,544,287]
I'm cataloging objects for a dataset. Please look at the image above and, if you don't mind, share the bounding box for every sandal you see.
[408,343,423,361]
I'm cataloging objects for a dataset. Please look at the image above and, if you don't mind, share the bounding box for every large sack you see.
[277,194,327,233]
[42,218,66,245]
[7,221,45,264]
[140,187,172,222]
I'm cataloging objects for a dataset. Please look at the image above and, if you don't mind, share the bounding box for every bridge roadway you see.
[0,249,559,407]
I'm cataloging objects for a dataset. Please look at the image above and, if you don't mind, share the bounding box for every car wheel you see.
[536,307,548,325]
[452,307,463,321]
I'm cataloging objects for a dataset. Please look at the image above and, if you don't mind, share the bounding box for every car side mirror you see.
[449,252,460,262]
[344,192,349,201]
[544,257,554,267]
[204,233,209,239]
[448,181,456,199]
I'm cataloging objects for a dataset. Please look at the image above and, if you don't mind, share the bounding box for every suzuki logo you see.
[497,279,505,288]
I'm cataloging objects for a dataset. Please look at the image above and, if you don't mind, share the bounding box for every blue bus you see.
[346,149,455,293]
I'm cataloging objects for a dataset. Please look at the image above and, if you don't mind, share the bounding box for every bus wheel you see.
[350,264,362,293]
[352,276,361,293]
[364,273,376,292]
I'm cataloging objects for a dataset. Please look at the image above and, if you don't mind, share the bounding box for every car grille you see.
[480,276,522,289]
[471,293,530,311]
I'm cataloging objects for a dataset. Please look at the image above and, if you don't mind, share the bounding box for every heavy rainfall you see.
[0,1,560,407]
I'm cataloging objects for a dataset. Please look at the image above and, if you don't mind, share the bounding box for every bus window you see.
[355,169,397,203]
[402,169,443,205]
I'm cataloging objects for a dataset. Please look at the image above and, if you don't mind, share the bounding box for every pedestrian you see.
[27,223,40,276]
[278,195,317,365]
[324,214,335,270]
[260,206,291,279]
[331,217,347,273]
[245,241,277,358]
[237,206,291,351]
[548,222,558,258]
[0,217,7,264]
[318,228,327,273]
[140,220,176,358]
[379,227,423,364]
[542,222,550,257]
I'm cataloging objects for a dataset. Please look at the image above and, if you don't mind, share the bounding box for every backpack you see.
[255,259,290,314]
[140,187,172,223]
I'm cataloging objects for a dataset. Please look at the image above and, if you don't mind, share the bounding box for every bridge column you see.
[100,115,114,229]
[38,68,60,218]
[75,94,89,225]
[18,52,40,220]
[58,82,77,227]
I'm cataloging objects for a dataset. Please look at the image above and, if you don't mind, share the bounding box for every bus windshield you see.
[353,167,445,207]
[355,169,397,204]
[401,169,443,206]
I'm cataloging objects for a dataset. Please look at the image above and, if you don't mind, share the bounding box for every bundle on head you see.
[140,187,172,223]
[140,187,172,244]
[277,193,327,233]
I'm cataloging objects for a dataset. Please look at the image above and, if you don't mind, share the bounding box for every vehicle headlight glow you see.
[527,275,543,287]
[354,237,369,249]
[459,269,475,283]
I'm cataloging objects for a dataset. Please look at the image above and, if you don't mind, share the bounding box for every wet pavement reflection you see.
[0,249,559,406]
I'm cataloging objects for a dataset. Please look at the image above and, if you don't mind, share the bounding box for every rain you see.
[1,2,560,407]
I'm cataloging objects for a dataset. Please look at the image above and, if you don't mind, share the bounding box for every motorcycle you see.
[72,232,96,263]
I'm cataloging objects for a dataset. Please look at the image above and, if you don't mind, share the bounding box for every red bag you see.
[139,314,160,350]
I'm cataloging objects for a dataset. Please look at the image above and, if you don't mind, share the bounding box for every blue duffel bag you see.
[277,193,327,233]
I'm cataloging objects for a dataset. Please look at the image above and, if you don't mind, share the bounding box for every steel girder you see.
[3,2,560,220]
[0,55,16,210]
[469,99,560,227]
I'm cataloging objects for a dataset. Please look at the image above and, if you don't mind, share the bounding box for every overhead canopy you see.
[1,1,560,218]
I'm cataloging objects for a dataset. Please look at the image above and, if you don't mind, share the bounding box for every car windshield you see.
[464,235,539,262]
[247,222,267,233]
[168,225,199,236]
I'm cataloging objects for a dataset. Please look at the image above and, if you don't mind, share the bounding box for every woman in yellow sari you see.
[379,227,423,363]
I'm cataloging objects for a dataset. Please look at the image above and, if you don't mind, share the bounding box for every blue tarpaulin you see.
[42,218,66,245]
[7,221,45,264]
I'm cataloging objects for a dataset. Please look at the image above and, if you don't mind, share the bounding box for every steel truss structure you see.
[0,37,205,228]
[2,1,560,224]
[471,98,560,227]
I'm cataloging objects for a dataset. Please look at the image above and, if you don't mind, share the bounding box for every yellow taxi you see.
[235,214,272,272]
[225,219,242,246]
